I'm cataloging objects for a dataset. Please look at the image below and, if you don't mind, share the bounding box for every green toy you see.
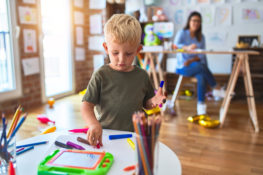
[38,149,114,175]
[143,23,161,46]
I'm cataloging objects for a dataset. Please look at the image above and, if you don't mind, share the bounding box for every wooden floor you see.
[11,94,263,175]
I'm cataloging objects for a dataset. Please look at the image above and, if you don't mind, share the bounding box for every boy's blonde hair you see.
[104,14,142,46]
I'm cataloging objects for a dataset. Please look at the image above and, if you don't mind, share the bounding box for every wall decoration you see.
[18,6,37,24]
[23,29,37,53]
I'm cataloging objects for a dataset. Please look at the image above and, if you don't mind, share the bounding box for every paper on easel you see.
[22,57,40,76]
[23,0,36,4]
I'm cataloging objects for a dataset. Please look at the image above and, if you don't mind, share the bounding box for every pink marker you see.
[37,115,55,124]
[68,128,89,133]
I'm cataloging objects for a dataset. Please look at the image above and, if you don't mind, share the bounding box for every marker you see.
[68,128,89,133]
[109,134,133,140]
[55,141,73,149]
[127,138,135,150]
[16,141,49,149]
[16,146,34,156]
[8,161,15,175]
[159,80,164,88]
[123,165,136,171]
[66,141,85,150]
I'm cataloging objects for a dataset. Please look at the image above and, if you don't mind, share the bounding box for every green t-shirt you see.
[82,65,155,131]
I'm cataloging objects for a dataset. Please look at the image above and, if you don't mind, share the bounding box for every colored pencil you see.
[7,105,22,138]
[16,141,48,149]
[16,146,34,156]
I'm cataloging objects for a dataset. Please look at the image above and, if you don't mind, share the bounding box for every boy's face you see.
[103,35,142,72]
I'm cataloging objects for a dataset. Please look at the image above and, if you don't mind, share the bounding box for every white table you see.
[16,129,181,175]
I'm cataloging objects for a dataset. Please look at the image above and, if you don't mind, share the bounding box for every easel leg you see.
[149,53,159,90]
[243,54,259,132]
[220,54,243,127]
[156,53,165,92]
[143,53,150,75]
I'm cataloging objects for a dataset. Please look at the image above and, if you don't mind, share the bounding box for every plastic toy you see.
[38,149,114,175]
[47,98,55,108]
[143,24,161,46]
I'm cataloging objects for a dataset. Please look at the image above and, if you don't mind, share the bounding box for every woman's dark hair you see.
[184,11,202,42]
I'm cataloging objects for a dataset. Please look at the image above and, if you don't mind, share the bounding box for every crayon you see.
[66,141,85,150]
[55,141,72,149]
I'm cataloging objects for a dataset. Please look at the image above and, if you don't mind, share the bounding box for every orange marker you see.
[123,165,136,171]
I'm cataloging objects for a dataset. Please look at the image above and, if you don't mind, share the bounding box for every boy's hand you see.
[86,122,103,146]
[147,87,166,109]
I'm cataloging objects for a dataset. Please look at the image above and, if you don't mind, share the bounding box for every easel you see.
[141,50,260,132]
[143,52,166,92]
[219,53,259,132]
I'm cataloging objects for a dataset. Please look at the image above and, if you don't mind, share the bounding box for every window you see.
[0,0,21,101]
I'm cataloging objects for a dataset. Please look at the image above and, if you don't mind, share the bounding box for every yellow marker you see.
[127,138,135,150]
[41,126,56,135]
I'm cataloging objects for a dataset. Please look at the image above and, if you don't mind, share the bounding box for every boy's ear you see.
[103,42,108,54]
[136,44,143,54]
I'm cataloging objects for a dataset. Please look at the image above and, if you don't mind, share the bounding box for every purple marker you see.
[66,141,85,150]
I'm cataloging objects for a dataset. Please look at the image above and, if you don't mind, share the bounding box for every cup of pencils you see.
[0,120,16,174]
[132,112,162,175]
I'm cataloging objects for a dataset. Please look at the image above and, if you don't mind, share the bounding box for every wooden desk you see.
[141,50,260,132]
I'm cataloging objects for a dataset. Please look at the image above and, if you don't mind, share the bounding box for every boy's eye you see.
[113,52,118,55]
[126,53,133,56]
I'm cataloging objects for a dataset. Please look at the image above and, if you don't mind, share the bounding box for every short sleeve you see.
[82,72,101,104]
[143,74,155,108]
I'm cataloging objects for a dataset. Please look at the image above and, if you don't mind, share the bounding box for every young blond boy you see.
[81,14,165,146]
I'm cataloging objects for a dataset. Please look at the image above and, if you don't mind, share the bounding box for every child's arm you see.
[145,87,166,109]
[81,101,103,146]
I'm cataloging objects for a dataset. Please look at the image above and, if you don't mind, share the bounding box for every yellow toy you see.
[143,106,161,116]
[198,119,220,128]
[187,114,210,123]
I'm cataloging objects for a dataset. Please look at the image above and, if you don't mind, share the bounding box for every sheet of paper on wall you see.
[75,47,85,61]
[206,31,227,46]
[215,6,232,26]
[18,6,37,24]
[74,11,84,25]
[88,36,104,51]
[90,14,102,34]
[22,57,40,76]
[93,55,105,71]
[89,0,106,9]
[74,0,83,8]
[23,29,37,53]
[76,27,84,45]
[22,0,36,4]
[201,7,215,27]
[241,8,263,23]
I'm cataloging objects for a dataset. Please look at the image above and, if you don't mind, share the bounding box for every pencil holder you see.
[0,132,16,174]
[132,112,162,175]
[135,134,159,175]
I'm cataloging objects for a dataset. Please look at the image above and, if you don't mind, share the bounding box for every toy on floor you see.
[187,114,220,128]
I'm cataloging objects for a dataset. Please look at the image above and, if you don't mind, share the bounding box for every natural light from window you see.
[0,0,16,93]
